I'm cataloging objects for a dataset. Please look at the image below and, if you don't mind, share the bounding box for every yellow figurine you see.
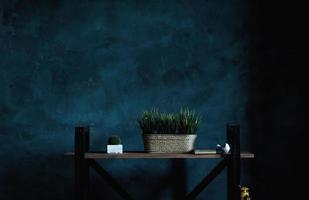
[240,186,251,200]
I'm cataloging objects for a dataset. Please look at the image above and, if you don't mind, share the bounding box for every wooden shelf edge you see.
[64,151,254,159]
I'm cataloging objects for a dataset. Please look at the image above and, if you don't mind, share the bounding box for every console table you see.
[65,124,254,200]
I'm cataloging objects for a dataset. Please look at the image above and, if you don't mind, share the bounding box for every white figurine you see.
[216,143,230,154]
[223,143,230,153]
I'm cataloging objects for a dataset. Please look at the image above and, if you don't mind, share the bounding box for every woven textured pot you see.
[142,134,197,153]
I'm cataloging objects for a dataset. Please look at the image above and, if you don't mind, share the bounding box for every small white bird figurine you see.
[216,143,231,154]
[223,143,230,153]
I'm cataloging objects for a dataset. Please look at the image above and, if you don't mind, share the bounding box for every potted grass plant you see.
[138,108,200,153]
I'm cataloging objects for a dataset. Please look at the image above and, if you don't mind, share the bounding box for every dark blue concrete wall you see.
[0,0,250,199]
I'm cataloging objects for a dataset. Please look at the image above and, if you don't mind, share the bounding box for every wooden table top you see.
[64,151,254,159]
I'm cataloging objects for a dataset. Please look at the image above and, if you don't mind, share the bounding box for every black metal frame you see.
[74,124,241,200]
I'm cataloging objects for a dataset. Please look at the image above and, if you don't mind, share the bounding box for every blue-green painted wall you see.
[0,0,250,199]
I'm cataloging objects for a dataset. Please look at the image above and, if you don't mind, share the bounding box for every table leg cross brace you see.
[88,159,134,200]
[185,156,229,200]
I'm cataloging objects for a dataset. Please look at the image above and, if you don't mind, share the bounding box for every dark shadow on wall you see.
[0,154,74,200]
[246,0,304,199]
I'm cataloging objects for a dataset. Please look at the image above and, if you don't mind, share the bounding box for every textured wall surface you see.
[0,0,250,199]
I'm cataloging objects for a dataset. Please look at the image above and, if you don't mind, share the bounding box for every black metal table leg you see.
[227,124,240,200]
[171,159,187,200]
[75,126,90,200]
